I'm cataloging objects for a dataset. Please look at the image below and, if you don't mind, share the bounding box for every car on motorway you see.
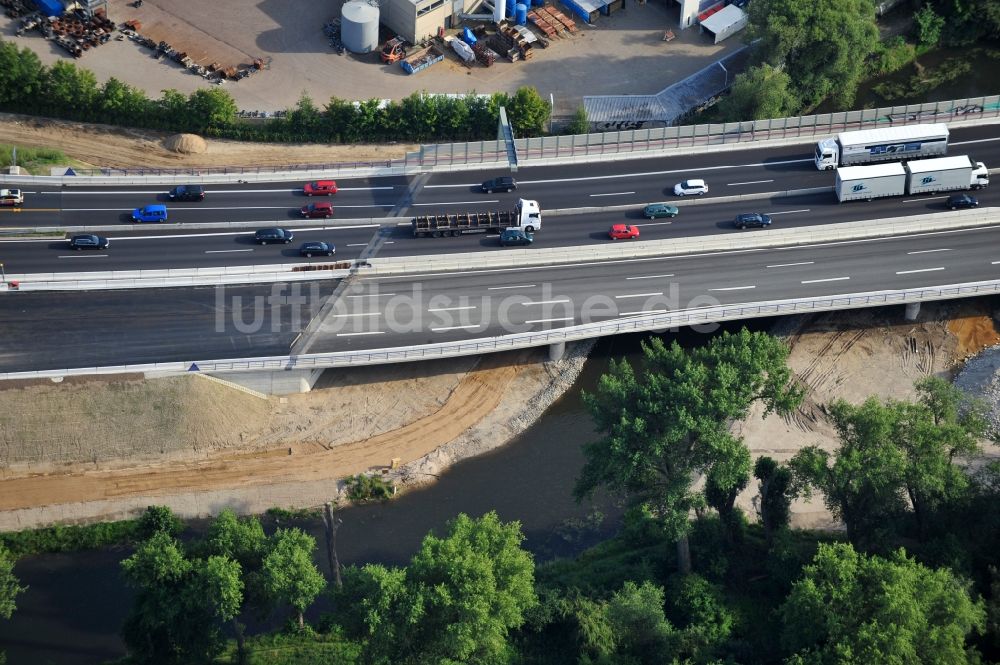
[734,212,772,230]
[303,180,338,196]
[609,223,640,240]
[254,228,295,244]
[499,228,533,246]
[946,193,979,210]
[68,234,110,250]
[482,176,517,193]
[299,241,336,257]
[673,179,708,196]
[168,185,205,202]
[643,203,679,219]
[131,204,168,223]
[0,188,23,206]
[301,202,334,218]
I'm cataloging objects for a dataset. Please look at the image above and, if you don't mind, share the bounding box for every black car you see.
[254,228,294,244]
[482,176,517,193]
[68,234,110,250]
[734,213,772,229]
[299,241,336,257]
[168,185,205,202]
[946,193,978,210]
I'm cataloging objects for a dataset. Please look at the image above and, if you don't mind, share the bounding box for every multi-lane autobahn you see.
[1,124,999,373]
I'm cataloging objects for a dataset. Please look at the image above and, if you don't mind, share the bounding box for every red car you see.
[301,202,334,218]
[609,223,640,240]
[303,180,338,196]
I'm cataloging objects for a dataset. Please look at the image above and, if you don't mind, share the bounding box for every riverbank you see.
[0,342,592,531]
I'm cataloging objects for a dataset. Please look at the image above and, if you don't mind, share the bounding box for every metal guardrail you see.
[4,278,1000,380]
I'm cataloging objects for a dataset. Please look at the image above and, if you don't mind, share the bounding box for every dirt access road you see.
[0,113,414,169]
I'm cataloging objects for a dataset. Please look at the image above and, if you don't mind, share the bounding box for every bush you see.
[343,474,394,503]
[0,520,139,558]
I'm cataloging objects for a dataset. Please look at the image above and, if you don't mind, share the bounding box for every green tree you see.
[505,86,550,136]
[261,528,326,630]
[576,329,803,574]
[753,456,795,542]
[42,61,98,119]
[914,4,946,46]
[715,64,798,121]
[0,544,25,620]
[98,78,151,126]
[0,41,45,111]
[186,87,237,133]
[745,0,879,111]
[703,434,751,544]
[601,581,677,665]
[135,505,183,541]
[566,106,590,135]
[666,574,733,661]
[338,512,536,665]
[780,543,986,664]
[120,531,243,664]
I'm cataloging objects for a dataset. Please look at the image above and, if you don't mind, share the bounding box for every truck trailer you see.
[835,163,906,202]
[814,124,949,170]
[412,199,541,237]
[903,155,988,195]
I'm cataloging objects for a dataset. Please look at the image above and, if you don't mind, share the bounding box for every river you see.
[0,321,768,664]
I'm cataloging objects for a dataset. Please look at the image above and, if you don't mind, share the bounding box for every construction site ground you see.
[0,0,739,114]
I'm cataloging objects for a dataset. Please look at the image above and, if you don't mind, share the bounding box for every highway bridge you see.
[2,121,1000,393]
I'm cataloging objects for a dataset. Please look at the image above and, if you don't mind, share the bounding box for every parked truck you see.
[835,155,988,202]
[815,123,949,170]
[412,199,541,237]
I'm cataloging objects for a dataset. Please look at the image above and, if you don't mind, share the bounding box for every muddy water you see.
[0,322,768,665]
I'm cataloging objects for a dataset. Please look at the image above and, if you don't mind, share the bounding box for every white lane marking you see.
[710,285,756,291]
[421,158,813,189]
[907,248,951,254]
[525,317,574,324]
[428,305,477,312]
[345,293,396,298]
[801,276,850,284]
[633,221,673,227]
[366,226,1000,282]
[902,196,947,203]
[329,312,381,318]
[205,249,253,253]
[346,243,368,247]
[766,209,810,215]
[626,273,674,280]
[728,179,774,186]
[521,299,571,306]
[896,267,945,275]
[487,284,536,290]
[335,331,385,336]
[589,191,636,197]
[767,261,814,268]
[63,205,390,211]
[57,254,108,258]
[619,309,669,316]
[992,261,1000,265]
[0,226,379,245]
[952,137,1000,146]
[615,292,663,299]
[45,187,397,195]
[432,324,485,331]
[412,200,498,206]
[383,241,394,244]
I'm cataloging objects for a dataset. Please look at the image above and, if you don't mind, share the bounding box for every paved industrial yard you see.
[1,0,739,113]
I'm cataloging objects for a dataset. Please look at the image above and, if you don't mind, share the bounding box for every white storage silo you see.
[341,1,380,54]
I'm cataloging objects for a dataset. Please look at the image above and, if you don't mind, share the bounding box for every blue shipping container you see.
[33,0,64,16]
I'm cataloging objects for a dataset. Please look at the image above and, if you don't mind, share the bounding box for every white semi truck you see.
[815,123,949,171]
[835,155,988,202]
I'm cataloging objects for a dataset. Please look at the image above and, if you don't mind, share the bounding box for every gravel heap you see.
[953,343,1000,438]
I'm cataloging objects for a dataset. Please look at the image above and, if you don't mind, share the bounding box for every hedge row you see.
[0,38,551,143]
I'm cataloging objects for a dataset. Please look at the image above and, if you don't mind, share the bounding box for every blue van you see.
[131,204,168,223]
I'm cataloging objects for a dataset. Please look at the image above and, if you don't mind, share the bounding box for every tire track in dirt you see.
[0,356,521,512]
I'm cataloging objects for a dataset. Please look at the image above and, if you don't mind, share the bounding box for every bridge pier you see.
[211,368,324,396]
[548,341,566,362]
[904,302,921,321]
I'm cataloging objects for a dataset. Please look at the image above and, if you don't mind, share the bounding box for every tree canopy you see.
[576,329,803,571]
[781,542,985,664]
